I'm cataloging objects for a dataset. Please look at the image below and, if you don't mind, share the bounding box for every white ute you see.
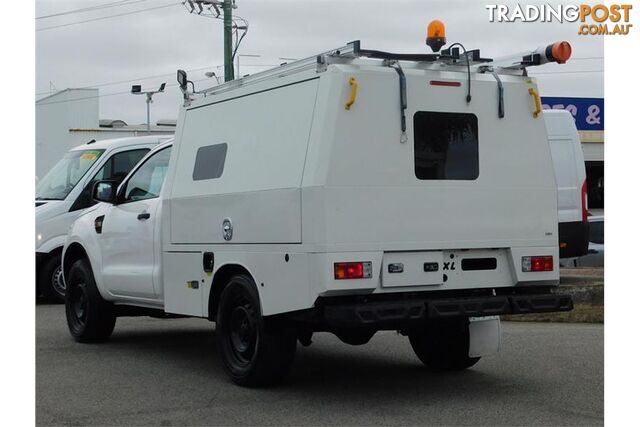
[63,34,574,386]
[36,136,171,301]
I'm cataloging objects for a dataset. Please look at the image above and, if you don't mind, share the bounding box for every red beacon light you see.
[426,19,446,52]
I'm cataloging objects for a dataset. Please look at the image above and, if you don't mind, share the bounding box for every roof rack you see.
[180,39,570,103]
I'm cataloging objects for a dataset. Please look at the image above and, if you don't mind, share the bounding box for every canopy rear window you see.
[193,143,228,181]
[414,112,479,180]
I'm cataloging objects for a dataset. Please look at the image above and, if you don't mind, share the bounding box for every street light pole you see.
[131,83,166,135]
[146,93,152,134]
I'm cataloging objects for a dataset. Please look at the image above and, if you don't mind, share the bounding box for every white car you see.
[36,136,171,302]
[63,38,574,386]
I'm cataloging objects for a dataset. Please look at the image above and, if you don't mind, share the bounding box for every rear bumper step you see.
[321,293,573,327]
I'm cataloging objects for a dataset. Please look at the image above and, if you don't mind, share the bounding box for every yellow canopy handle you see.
[345,77,358,110]
[528,87,542,118]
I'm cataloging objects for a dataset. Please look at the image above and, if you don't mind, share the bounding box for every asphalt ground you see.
[36,302,603,426]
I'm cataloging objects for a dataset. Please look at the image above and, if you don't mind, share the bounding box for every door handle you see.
[137,212,151,220]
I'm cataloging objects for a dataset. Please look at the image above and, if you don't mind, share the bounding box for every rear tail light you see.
[334,262,372,280]
[581,179,589,222]
[522,256,554,272]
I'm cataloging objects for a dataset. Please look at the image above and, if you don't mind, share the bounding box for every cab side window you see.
[123,147,172,202]
[70,149,149,211]
[93,149,150,183]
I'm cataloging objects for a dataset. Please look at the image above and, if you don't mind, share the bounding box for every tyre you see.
[408,317,480,371]
[216,274,296,387]
[65,258,116,343]
[39,253,66,303]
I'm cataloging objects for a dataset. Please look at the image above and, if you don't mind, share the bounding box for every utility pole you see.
[222,0,234,82]
[185,1,244,82]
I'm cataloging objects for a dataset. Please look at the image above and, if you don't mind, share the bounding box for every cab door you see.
[100,147,172,300]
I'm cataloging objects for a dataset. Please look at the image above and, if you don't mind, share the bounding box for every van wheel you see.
[39,254,65,303]
[216,274,296,387]
[65,259,116,343]
[408,317,480,371]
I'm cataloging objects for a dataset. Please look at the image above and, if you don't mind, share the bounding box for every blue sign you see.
[541,97,604,131]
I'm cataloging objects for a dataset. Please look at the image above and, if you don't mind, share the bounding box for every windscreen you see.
[36,149,104,201]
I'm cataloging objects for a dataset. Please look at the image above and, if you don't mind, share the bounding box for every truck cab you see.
[36,136,171,301]
[63,38,574,387]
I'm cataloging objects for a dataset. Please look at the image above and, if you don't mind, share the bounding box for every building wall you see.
[36,89,99,178]
[579,131,604,162]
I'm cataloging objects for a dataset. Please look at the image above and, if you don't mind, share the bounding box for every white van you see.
[36,136,171,301]
[63,39,574,386]
[543,110,589,258]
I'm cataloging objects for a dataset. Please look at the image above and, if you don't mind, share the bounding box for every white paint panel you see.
[543,110,587,224]
[170,188,301,244]
[382,251,443,288]
[301,67,558,254]
[207,252,312,316]
[381,249,513,291]
[171,79,319,197]
[163,252,204,316]
[169,79,319,244]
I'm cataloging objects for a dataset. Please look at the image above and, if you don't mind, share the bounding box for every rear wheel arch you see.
[208,264,256,321]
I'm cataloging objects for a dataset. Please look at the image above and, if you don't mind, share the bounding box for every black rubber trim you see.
[545,44,554,62]
[428,296,510,318]
[510,294,574,314]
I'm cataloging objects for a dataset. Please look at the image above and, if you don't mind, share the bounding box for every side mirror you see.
[92,180,118,204]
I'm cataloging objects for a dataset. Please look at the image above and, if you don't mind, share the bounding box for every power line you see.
[36,0,148,20]
[36,64,278,97]
[37,81,190,107]
[36,64,279,105]
[37,65,600,99]
[529,70,604,75]
[36,2,181,31]
[36,66,215,96]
